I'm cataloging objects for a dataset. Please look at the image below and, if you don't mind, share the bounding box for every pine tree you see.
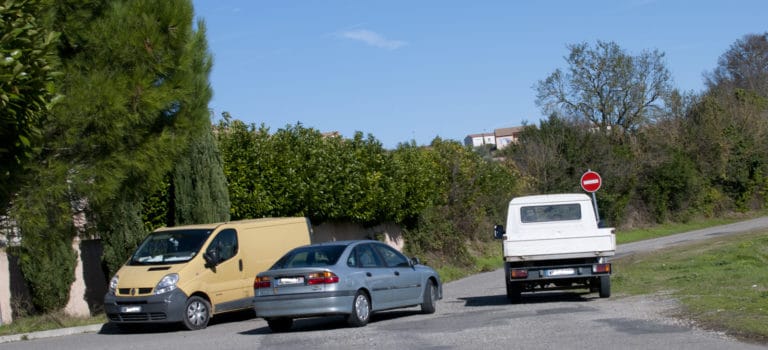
[13,0,216,302]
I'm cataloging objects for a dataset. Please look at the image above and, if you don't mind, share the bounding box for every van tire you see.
[182,296,211,330]
[346,290,371,327]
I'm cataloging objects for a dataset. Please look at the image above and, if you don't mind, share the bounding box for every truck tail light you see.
[254,276,271,289]
[592,263,611,274]
[510,269,528,279]
[308,271,339,285]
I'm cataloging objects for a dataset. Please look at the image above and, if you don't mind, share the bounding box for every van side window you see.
[207,229,238,262]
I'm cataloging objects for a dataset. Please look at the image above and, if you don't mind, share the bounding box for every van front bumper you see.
[104,289,188,324]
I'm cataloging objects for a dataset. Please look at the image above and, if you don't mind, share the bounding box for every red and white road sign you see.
[580,170,602,193]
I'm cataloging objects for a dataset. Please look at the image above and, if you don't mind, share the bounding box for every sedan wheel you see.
[266,317,293,332]
[182,296,211,330]
[347,291,371,327]
[421,280,437,314]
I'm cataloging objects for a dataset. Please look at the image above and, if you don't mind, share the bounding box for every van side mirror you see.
[204,249,220,268]
[493,224,505,239]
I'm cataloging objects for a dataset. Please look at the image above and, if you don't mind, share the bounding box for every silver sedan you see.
[253,240,442,332]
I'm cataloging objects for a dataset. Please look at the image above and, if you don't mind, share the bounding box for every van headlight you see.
[154,273,179,295]
[109,275,119,295]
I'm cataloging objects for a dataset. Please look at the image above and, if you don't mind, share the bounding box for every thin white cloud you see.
[340,29,407,50]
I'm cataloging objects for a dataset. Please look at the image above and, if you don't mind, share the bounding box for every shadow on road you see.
[99,309,257,335]
[240,309,423,335]
[459,291,597,307]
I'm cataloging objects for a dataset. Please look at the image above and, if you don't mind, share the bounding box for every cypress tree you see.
[171,126,231,226]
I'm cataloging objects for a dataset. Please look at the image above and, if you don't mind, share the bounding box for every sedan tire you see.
[347,290,371,327]
[266,317,294,332]
[421,280,437,314]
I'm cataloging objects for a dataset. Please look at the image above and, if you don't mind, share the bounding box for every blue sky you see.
[191,1,767,149]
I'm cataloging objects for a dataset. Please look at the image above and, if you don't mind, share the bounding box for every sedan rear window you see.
[271,245,347,269]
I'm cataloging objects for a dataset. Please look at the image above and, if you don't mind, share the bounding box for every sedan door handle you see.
[394,271,400,276]
[366,272,372,277]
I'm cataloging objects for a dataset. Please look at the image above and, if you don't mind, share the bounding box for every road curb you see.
[0,323,104,344]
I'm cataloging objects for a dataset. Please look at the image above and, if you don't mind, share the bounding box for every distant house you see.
[463,133,496,148]
[464,126,524,149]
[321,131,341,139]
[493,126,524,149]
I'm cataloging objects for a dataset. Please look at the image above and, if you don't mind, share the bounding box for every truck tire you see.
[506,282,522,303]
[598,276,611,298]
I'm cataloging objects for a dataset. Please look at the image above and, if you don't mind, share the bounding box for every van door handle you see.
[238,259,243,271]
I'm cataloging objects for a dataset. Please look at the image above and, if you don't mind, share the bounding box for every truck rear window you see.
[520,204,581,223]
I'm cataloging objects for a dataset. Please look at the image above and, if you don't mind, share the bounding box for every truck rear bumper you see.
[504,261,610,286]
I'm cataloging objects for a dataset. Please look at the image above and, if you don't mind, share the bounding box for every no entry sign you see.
[580,170,602,193]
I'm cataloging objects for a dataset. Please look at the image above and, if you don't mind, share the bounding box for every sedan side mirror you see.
[410,257,421,267]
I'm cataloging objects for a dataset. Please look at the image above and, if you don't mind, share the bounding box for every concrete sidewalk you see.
[0,323,103,344]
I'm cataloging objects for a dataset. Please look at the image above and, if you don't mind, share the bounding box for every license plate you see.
[277,277,304,285]
[547,268,575,276]
[121,306,141,313]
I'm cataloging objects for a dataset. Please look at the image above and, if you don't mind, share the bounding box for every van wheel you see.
[346,291,371,327]
[598,276,611,298]
[266,317,293,332]
[421,280,437,314]
[182,296,211,330]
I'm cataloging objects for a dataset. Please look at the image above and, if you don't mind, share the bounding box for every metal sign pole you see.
[592,191,600,224]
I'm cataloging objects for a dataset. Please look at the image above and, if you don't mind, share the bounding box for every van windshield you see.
[129,229,211,265]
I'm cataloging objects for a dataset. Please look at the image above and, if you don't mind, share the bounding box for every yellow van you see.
[104,217,312,330]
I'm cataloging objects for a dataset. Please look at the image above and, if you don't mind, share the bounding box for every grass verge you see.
[612,230,768,343]
[435,240,503,283]
[615,211,766,244]
[0,312,105,337]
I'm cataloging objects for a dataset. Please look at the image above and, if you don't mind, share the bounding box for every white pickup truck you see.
[493,193,615,302]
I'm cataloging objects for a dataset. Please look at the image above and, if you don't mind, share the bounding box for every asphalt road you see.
[3,217,768,350]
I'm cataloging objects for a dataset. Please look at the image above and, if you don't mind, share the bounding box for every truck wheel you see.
[266,317,293,332]
[598,276,611,298]
[506,282,522,303]
[182,296,211,330]
[421,280,437,314]
[346,290,371,327]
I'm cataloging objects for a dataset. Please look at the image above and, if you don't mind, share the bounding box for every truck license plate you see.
[121,306,141,313]
[547,268,575,276]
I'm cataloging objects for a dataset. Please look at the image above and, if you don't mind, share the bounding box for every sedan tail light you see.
[307,271,339,285]
[254,276,271,289]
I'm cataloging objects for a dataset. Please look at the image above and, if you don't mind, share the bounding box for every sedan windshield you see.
[271,245,347,269]
[130,229,211,265]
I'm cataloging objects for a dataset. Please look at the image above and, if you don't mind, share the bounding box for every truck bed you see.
[502,233,615,262]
